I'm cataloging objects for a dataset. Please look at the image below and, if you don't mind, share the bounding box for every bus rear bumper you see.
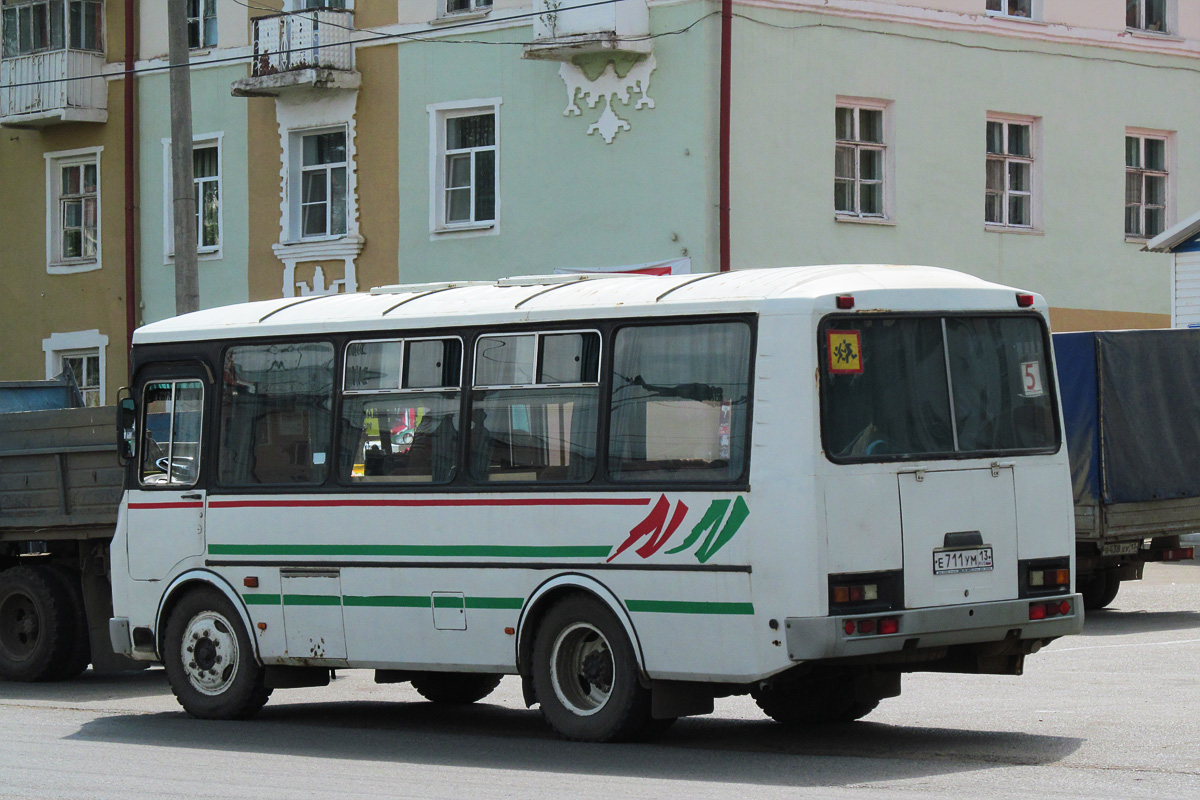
[784,594,1083,661]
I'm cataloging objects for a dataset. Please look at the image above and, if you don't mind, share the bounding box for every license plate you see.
[933,546,994,575]
[1101,541,1140,557]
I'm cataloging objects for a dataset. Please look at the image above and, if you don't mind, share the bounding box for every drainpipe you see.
[124,0,136,350]
[718,0,732,272]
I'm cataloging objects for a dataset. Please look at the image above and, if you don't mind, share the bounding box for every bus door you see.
[898,465,1018,608]
[126,375,209,581]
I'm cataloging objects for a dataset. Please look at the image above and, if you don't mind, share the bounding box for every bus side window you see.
[139,379,204,486]
[608,322,752,483]
[218,342,335,486]
[340,337,462,484]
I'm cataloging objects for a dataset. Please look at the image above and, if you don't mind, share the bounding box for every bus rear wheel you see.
[410,672,503,704]
[0,566,76,682]
[752,669,886,725]
[531,595,653,742]
[163,588,271,720]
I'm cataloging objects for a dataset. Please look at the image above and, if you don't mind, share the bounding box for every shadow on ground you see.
[1078,608,1200,637]
[0,667,169,702]
[66,694,1083,790]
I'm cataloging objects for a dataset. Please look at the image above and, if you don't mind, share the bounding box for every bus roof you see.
[133,265,1041,345]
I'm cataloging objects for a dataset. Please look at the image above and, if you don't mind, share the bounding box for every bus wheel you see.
[1081,571,1121,610]
[163,589,271,720]
[410,672,503,704]
[531,595,652,742]
[752,671,881,725]
[0,566,75,682]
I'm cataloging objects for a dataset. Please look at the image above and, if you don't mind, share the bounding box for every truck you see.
[0,379,140,681]
[1054,329,1199,610]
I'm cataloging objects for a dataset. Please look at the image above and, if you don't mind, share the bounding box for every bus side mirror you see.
[117,390,136,466]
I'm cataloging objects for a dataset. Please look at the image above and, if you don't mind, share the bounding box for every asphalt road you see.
[3,562,1199,800]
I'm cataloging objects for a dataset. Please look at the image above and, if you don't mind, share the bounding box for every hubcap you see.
[179,611,239,696]
[0,592,39,662]
[550,622,615,716]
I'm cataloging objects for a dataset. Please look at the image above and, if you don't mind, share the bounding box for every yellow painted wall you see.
[353,44,399,293]
[1048,307,1171,333]
[246,94,284,301]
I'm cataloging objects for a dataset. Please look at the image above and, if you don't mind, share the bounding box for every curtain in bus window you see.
[608,322,751,482]
[468,388,598,482]
[219,342,335,485]
[945,316,1056,453]
[822,318,953,459]
[341,393,459,483]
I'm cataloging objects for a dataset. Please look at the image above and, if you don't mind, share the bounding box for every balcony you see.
[232,8,359,98]
[523,0,651,62]
[0,49,107,127]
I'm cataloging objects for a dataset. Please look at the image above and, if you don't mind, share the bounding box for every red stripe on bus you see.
[128,502,205,510]
[207,498,653,509]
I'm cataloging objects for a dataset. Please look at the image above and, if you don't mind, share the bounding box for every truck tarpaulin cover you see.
[1096,329,1200,504]
[1053,332,1101,506]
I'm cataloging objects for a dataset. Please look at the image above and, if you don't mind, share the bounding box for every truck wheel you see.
[752,670,882,725]
[0,566,76,682]
[410,672,503,704]
[163,588,271,719]
[531,595,652,742]
[1082,572,1121,610]
[45,565,91,680]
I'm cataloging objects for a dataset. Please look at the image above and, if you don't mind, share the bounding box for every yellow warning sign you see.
[827,330,863,374]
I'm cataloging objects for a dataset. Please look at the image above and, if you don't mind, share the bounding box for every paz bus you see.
[108,265,1082,742]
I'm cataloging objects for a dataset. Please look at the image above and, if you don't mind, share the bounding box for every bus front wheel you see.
[163,588,271,720]
[531,595,653,742]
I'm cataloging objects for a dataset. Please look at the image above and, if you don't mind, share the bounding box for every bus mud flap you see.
[651,680,715,719]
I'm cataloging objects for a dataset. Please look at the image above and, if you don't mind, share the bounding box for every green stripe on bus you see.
[624,599,755,616]
[283,594,342,606]
[242,594,281,605]
[343,595,429,608]
[209,544,613,558]
[433,595,465,609]
[466,596,524,610]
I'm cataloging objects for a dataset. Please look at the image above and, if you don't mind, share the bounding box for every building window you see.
[985,0,1034,19]
[46,148,101,270]
[298,129,347,239]
[430,103,498,231]
[985,117,1036,229]
[835,102,888,219]
[43,329,107,406]
[1127,0,1168,33]
[1,0,101,56]
[1126,132,1169,240]
[187,0,216,49]
[164,139,222,257]
[445,0,492,15]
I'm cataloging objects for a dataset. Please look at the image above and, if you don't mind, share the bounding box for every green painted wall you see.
[728,8,1200,319]
[138,64,250,324]
[391,2,721,283]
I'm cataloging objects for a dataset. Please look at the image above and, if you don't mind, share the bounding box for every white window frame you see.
[984,0,1041,21]
[1126,0,1173,35]
[162,133,224,262]
[1125,127,1173,242]
[440,0,492,19]
[834,97,894,224]
[289,125,350,243]
[427,98,501,237]
[42,329,107,406]
[186,0,216,49]
[985,114,1041,233]
[45,146,102,274]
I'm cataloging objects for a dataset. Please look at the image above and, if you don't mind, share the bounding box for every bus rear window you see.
[821,315,1057,461]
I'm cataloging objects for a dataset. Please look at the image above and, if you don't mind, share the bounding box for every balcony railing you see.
[524,0,651,61]
[0,49,107,127]
[233,8,358,96]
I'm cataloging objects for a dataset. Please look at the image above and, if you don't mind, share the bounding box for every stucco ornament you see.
[560,54,656,143]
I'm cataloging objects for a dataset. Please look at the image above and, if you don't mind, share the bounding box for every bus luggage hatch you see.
[898,466,1019,609]
[280,570,348,661]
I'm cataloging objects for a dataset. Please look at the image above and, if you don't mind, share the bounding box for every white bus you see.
[109,266,1082,742]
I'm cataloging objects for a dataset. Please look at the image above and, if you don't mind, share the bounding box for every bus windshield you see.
[821,314,1058,461]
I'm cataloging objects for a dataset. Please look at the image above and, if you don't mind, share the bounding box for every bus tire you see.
[752,671,881,725]
[0,566,76,682]
[531,595,652,742]
[1081,571,1121,610]
[45,565,91,680]
[163,588,271,720]
[410,672,503,705]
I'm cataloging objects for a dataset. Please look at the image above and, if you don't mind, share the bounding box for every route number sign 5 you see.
[1021,360,1044,398]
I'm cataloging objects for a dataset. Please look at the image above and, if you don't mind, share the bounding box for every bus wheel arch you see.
[517,575,648,693]
[156,571,261,666]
